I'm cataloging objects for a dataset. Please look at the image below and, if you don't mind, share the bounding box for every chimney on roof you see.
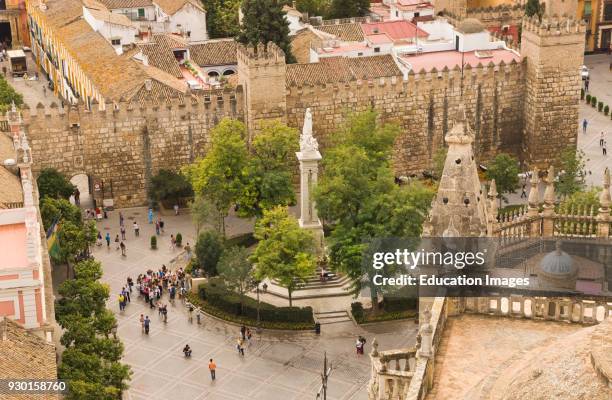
[145,79,152,91]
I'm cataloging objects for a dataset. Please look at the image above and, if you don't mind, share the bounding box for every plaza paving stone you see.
[79,207,418,400]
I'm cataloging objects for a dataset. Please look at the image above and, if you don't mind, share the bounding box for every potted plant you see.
[150,236,157,250]
[176,233,182,247]
[586,94,591,104]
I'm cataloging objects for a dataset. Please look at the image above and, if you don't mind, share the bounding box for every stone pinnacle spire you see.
[424,103,489,237]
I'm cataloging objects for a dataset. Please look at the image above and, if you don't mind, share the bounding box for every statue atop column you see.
[296,108,324,250]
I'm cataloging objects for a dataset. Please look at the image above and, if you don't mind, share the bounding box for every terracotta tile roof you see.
[137,34,187,78]
[98,0,153,9]
[57,18,145,99]
[0,318,57,385]
[361,20,429,41]
[85,4,136,28]
[316,23,365,42]
[35,0,145,100]
[190,39,237,66]
[125,63,188,103]
[155,0,203,15]
[286,54,402,86]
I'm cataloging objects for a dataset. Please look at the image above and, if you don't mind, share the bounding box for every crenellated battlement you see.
[521,15,586,37]
[236,42,286,68]
[21,87,244,121]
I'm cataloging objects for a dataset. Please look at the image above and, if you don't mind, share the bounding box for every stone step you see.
[314,310,352,325]
[264,281,353,300]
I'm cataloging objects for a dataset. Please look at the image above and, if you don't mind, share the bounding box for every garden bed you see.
[351,301,417,324]
[186,292,315,330]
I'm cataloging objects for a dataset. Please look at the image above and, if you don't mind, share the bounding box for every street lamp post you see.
[316,352,332,400]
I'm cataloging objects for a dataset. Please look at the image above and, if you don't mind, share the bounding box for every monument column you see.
[296,108,324,250]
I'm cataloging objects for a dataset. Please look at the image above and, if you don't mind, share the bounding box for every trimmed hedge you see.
[591,96,597,107]
[586,94,591,103]
[381,296,418,312]
[605,105,610,116]
[598,101,604,112]
[187,293,314,330]
[198,280,314,324]
[351,301,417,324]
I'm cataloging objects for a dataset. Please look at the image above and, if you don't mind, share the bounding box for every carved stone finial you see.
[371,337,379,357]
[528,168,540,207]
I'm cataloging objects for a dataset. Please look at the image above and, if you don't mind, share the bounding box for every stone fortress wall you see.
[24,89,244,205]
[22,17,584,207]
[285,60,526,177]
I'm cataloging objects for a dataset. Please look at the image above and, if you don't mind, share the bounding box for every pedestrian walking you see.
[144,316,150,335]
[127,277,133,293]
[148,208,153,224]
[246,328,252,345]
[603,141,607,156]
[74,188,80,206]
[118,293,125,311]
[133,221,139,237]
[520,184,527,199]
[120,241,126,257]
[584,77,589,92]
[184,242,192,261]
[236,338,245,356]
[174,203,179,216]
[120,225,126,240]
[119,212,125,227]
[105,232,111,248]
[209,359,216,380]
[159,218,165,233]
[115,234,120,250]
[155,220,160,235]
[240,325,246,340]
[170,234,176,250]
[96,231,103,246]
[187,303,194,323]
[601,131,606,147]
[122,286,130,303]
[582,118,588,134]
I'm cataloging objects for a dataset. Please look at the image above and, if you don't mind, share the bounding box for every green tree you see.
[559,188,601,214]
[238,0,296,63]
[40,197,83,230]
[37,168,75,200]
[314,110,433,310]
[195,230,225,276]
[237,120,298,218]
[328,0,369,18]
[217,246,254,311]
[203,0,242,38]
[0,74,23,111]
[55,220,96,265]
[185,118,249,237]
[295,0,329,16]
[525,0,543,18]
[148,169,193,206]
[485,153,520,207]
[251,206,316,306]
[556,148,586,199]
[55,260,130,399]
[189,195,222,235]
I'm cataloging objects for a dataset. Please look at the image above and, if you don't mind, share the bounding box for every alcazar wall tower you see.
[23,18,584,207]
[520,16,585,168]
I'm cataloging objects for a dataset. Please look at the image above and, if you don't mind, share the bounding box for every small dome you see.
[539,243,573,275]
[457,18,485,34]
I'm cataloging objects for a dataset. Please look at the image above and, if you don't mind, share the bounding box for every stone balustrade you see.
[368,346,417,400]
